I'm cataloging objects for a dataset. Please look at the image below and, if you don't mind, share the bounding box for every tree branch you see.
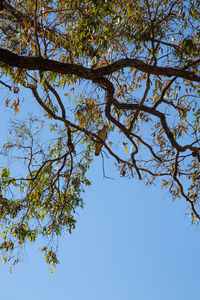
[1,48,200,82]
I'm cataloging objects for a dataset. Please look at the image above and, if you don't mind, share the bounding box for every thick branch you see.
[1,48,200,82]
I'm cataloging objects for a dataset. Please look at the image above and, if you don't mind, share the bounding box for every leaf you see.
[184,19,187,28]
[108,141,113,147]
[137,138,141,148]
[15,106,20,116]
[5,98,10,106]
[161,179,168,189]
[64,93,70,102]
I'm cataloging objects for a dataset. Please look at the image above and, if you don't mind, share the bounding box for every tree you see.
[0,0,200,269]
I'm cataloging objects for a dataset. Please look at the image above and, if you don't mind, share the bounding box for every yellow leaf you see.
[184,20,187,28]
[126,2,131,14]
[108,141,113,147]
[137,138,141,148]
[5,98,10,106]
[125,146,128,153]
[161,179,168,189]
[15,106,20,116]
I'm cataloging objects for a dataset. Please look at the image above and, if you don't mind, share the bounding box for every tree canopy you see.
[0,0,200,270]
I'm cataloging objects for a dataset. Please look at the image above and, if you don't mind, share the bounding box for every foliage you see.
[0,0,200,268]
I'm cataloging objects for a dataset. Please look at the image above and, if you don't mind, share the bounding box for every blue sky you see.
[0,152,200,300]
[0,81,200,300]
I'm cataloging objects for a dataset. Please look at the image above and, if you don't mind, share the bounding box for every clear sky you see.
[0,153,200,300]
[0,87,200,300]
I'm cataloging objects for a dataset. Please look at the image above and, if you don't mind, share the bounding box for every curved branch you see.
[111,100,186,152]
[1,48,200,82]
